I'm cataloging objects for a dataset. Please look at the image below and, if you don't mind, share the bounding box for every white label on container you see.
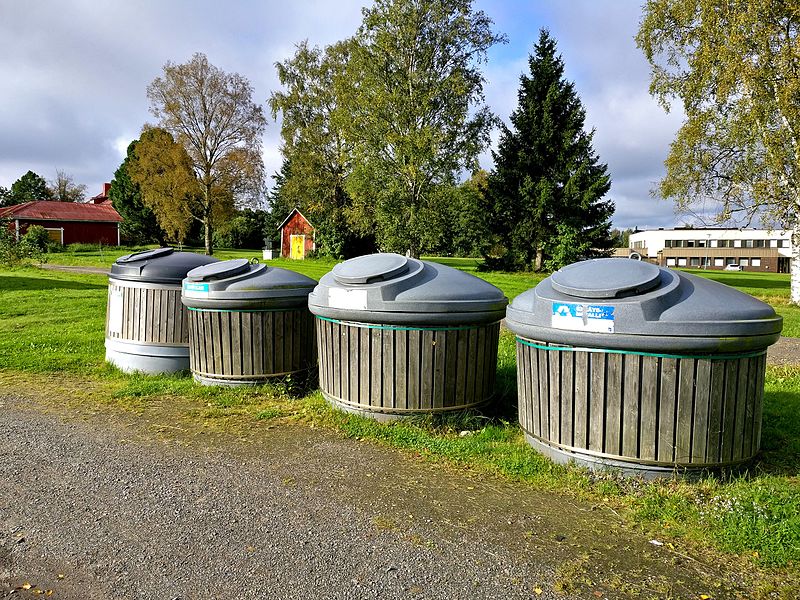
[182,282,209,298]
[108,288,124,334]
[329,288,368,310]
[552,302,615,333]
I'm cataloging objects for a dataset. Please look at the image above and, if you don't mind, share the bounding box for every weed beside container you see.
[506,258,783,477]
[308,253,508,421]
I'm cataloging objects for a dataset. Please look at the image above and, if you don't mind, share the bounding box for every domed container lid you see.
[110,248,219,284]
[181,259,317,310]
[308,253,508,326]
[506,258,783,353]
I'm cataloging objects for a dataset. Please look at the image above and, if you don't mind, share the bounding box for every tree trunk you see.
[792,222,800,305]
[204,217,213,256]
[204,186,213,256]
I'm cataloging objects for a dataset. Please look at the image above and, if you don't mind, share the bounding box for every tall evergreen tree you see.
[109,140,166,245]
[485,29,613,271]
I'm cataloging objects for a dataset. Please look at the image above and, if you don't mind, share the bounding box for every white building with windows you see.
[628,228,792,272]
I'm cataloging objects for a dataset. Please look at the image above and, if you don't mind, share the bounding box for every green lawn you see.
[0,264,798,580]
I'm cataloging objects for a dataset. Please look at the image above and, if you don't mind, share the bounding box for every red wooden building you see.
[0,199,122,245]
[278,208,315,259]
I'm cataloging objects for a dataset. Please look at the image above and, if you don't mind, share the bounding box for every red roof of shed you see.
[0,201,122,223]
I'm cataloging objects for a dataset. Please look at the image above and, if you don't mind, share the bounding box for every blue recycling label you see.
[183,282,209,293]
[552,302,615,333]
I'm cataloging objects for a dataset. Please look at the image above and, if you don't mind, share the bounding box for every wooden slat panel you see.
[622,353,641,459]
[394,330,407,411]
[420,330,434,410]
[675,359,695,464]
[370,328,382,407]
[639,356,659,460]
[474,327,486,406]
[433,331,446,409]
[751,354,766,455]
[720,360,738,462]
[605,353,623,456]
[742,356,757,459]
[516,342,528,432]
[394,328,408,408]
[315,319,330,393]
[692,360,711,463]
[548,348,561,443]
[588,352,605,453]
[658,358,678,463]
[407,330,422,409]
[732,357,749,461]
[538,346,550,442]
[222,312,234,375]
[382,327,395,409]
[230,312,242,375]
[356,327,370,406]
[445,330,459,407]
[339,322,349,400]
[454,330,467,407]
[558,350,572,446]
[573,351,588,449]
[345,324,357,404]
[706,360,725,463]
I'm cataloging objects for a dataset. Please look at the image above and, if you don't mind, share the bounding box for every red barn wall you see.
[280,212,315,257]
[17,220,119,245]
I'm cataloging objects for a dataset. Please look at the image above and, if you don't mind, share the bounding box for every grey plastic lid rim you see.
[507,321,782,354]
[116,247,174,263]
[182,294,313,311]
[110,247,220,284]
[310,305,505,327]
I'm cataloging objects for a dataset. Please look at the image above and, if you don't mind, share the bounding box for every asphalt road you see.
[0,393,745,600]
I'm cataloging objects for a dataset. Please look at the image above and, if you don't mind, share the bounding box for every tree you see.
[146,53,267,254]
[128,127,198,245]
[9,171,52,205]
[342,0,505,256]
[270,41,369,257]
[0,187,10,207]
[637,1,800,303]
[48,170,87,202]
[109,140,166,245]
[484,30,614,271]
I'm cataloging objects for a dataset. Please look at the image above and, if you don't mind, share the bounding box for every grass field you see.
[0,264,798,588]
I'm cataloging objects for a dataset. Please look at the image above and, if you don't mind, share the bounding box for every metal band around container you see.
[187,307,304,313]
[316,315,500,332]
[515,337,768,362]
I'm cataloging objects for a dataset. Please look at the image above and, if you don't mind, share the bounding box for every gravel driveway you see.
[0,393,748,600]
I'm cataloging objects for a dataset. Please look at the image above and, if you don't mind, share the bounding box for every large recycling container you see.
[308,253,508,420]
[105,248,218,374]
[506,258,783,476]
[181,259,317,385]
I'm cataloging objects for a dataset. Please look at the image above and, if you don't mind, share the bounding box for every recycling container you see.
[308,253,508,420]
[506,258,783,476]
[181,259,317,385]
[105,248,218,374]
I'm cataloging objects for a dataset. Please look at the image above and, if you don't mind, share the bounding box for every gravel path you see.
[0,394,742,600]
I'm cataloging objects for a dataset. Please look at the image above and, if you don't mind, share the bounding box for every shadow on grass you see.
[0,275,107,292]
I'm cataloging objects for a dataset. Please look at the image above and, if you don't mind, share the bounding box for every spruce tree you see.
[484,29,613,271]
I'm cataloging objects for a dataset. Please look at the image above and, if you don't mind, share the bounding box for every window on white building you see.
[714,258,724,267]
[690,257,700,266]
[751,258,761,267]
[666,258,677,266]
[740,258,749,266]
[678,258,687,267]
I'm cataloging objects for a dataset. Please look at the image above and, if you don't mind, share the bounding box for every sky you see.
[0,0,687,229]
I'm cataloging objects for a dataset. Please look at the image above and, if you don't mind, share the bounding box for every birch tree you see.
[637,0,800,302]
